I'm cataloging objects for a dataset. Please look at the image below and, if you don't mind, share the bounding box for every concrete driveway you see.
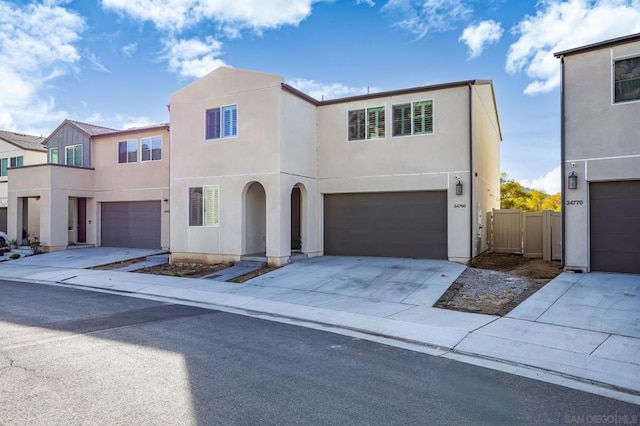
[8,247,166,269]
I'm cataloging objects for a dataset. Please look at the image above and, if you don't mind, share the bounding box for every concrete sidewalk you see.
[0,255,638,405]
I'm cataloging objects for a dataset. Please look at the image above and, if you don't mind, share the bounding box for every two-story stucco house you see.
[555,33,640,274]
[169,67,501,266]
[0,130,46,234]
[7,120,170,251]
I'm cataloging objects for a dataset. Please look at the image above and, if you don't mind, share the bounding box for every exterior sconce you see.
[456,180,463,195]
[568,171,578,190]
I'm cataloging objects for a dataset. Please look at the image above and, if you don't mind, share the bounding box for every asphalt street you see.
[0,279,637,425]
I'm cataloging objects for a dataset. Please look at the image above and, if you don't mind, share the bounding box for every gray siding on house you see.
[46,124,91,167]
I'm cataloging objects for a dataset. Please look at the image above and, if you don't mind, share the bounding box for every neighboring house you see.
[555,33,640,274]
[169,67,501,266]
[7,120,170,251]
[0,130,46,234]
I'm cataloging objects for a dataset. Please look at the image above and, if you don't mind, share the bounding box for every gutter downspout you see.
[469,83,474,261]
[559,56,566,269]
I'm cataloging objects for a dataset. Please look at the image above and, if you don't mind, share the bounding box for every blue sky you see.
[2,0,640,194]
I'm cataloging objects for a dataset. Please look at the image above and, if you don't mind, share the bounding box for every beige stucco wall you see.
[471,83,502,257]
[562,40,640,271]
[316,86,473,261]
[8,165,95,250]
[92,127,170,249]
[170,67,303,265]
[0,142,46,208]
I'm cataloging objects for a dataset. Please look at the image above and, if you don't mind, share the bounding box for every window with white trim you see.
[118,139,138,164]
[391,100,435,137]
[614,56,640,103]
[65,144,83,167]
[348,106,385,141]
[206,105,237,140]
[189,186,220,227]
[0,156,23,176]
[49,147,58,164]
[141,136,162,161]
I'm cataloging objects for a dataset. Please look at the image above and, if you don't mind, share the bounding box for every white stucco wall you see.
[562,39,640,271]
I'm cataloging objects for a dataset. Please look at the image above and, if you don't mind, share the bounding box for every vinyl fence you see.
[487,209,562,261]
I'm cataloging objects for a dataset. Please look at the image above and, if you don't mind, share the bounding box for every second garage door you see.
[324,191,448,259]
[101,201,161,249]
[590,181,640,274]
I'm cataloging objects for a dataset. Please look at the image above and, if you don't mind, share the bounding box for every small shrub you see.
[10,253,21,259]
[172,272,182,277]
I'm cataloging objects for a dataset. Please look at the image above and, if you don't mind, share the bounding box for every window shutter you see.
[413,100,433,134]
[206,108,221,139]
[367,106,385,139]
[204,186,220,226]
[222,105,237,138]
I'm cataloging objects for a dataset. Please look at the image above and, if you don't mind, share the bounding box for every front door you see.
[68,198,77,244]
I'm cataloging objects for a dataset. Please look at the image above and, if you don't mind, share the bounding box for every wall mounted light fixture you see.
[568,171,578,190]
[456,180,463,195]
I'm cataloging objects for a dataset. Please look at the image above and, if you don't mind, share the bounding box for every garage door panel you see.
[590,181,640,274]
[101,201,161,249]
[324,191,447,259]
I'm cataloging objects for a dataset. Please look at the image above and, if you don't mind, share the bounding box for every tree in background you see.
[500,173,561,212]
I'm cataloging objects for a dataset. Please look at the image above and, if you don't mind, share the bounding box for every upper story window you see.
[141,136,162,161]
[49,147,58,164]
[65,144,83,167]
[118,139,138,164]
[206,104,237,140]
[348,106,385,141]
[189,186,220,227]
[0,156,23,176]
[614,56,640,103]
[391,100,434,137]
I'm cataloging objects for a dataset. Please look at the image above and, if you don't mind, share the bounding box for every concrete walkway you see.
[0,251,638,404]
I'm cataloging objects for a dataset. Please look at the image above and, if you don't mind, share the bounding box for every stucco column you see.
[265,178,290,266]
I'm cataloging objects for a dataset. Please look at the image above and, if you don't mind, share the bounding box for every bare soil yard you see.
[434,252,563,316]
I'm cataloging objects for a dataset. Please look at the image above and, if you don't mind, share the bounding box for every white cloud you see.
[87,52,110,72]
[121,42,138,57]
[0,0,85,131]
[507,0,640,95]
[82,112,157,130]
[355,0,376,6]
[162,36,226,79]
[287,78,378,100]
[459,20,503,59]
[521,165,561,194]
[382,0,472,38]
[101,0,319,33]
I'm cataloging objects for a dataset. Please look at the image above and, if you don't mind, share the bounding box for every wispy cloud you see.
[507,0,640,95]
[382,0,472,38]
[161,36,226,79]
[0,0,85,132]
[121,42,137,57]
[87,52,110,72]
[287,78,378,100]
[459,20,503,59]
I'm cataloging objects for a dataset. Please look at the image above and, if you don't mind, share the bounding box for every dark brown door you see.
[77,198,87,243]
[590,181,640,274]
[324,191,448,259]
[291,187,301,250]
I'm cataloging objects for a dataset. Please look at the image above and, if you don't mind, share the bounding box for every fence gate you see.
[488,209,562,261]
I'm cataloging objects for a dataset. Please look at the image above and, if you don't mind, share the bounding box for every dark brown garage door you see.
[590,181,640,274]
[101,201,161,249]
[324,191,447,259]
[0,207,6,233]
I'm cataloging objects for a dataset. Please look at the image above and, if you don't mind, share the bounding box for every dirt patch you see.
[434,252,563,316]
[136,262,228,278]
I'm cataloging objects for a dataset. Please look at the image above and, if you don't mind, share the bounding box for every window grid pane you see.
[413,100,433,134]
[367,107,385,139]
[348,109,366,141]
[0,158,7,176]
[50,148,58,164]
[74,145,83,167]
[615,57,640,103]
[152,136,162,160]
[222,105,237,138]
[392,104,411,137]
[206,108,221,140]
[189,187,204,226]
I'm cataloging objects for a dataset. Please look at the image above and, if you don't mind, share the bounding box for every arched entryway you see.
[244,182,266,255]
[290,183,308,254]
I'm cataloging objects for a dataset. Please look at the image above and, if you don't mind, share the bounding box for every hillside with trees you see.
[500,173,561,212]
